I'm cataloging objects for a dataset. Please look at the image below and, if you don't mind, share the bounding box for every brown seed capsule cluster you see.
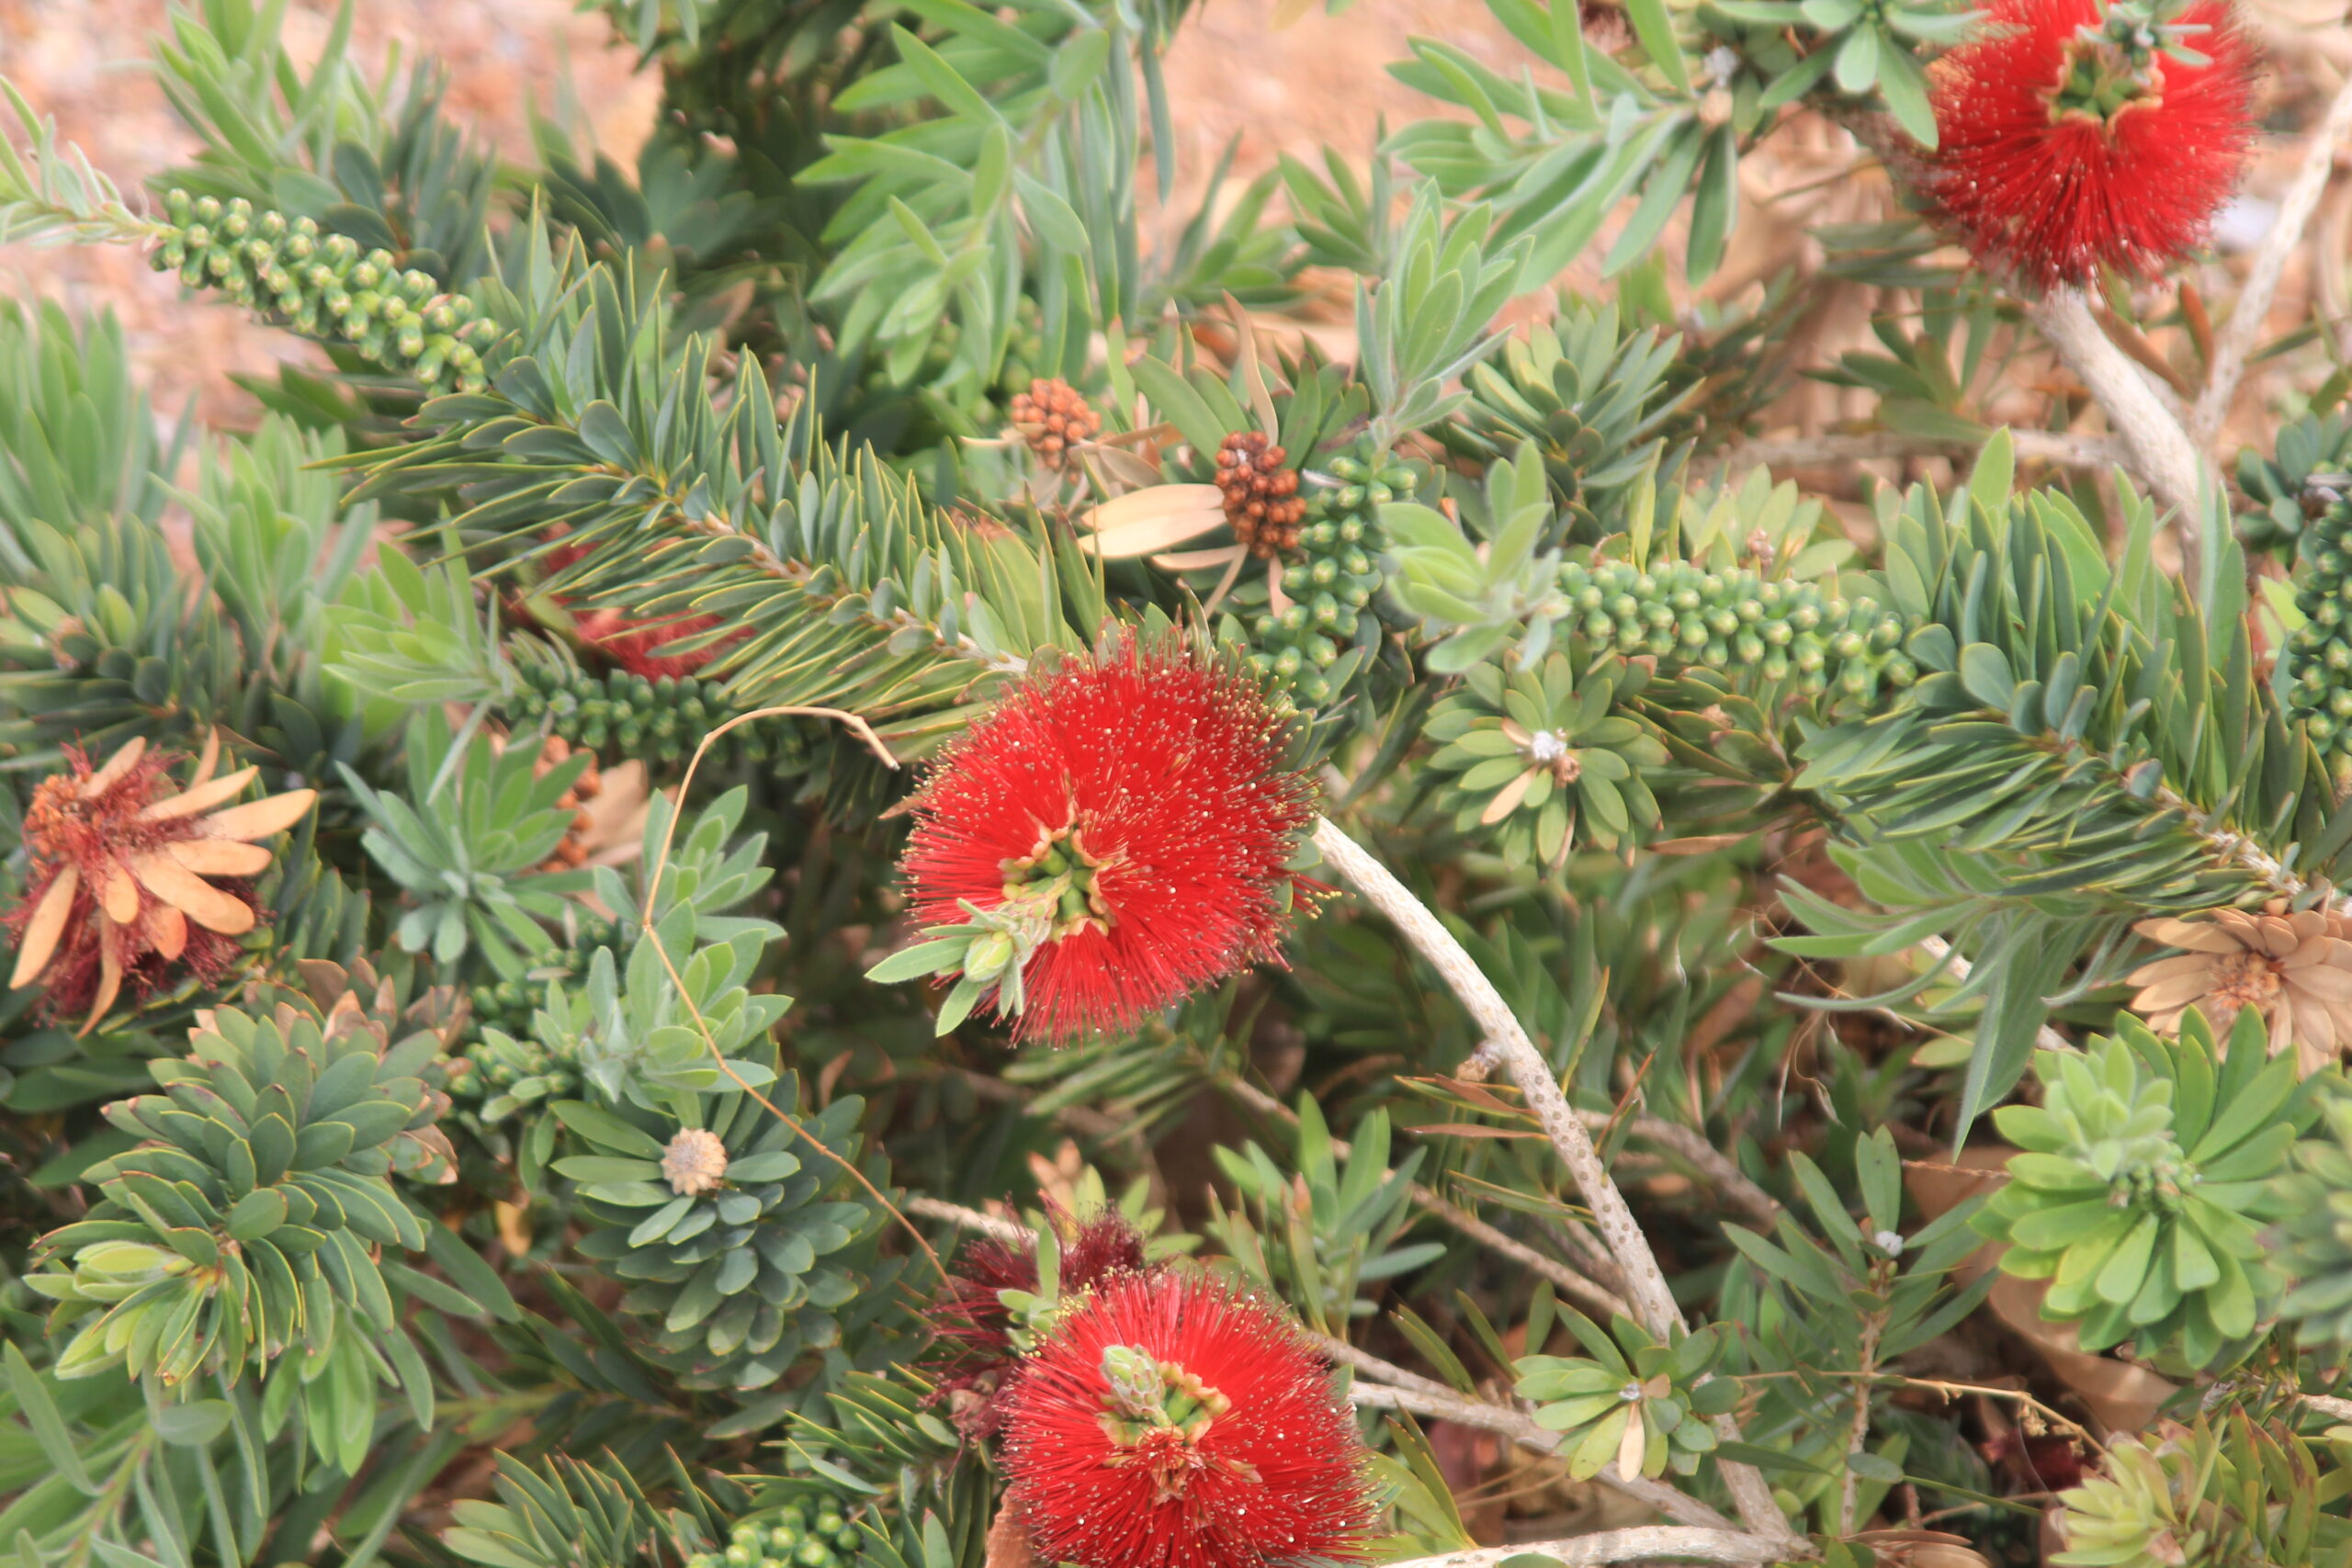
[1216,432,1306,558]
[1010,378,1101,469]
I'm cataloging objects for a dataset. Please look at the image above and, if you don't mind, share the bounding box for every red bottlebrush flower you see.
[536,533,742,678]
[570,604,737,680]
[996,1270,1375,1568]
[5,735,315,1032]
[896,634,1317,1042]
[1923,0,2256,292]
[926,1204,1153,1438]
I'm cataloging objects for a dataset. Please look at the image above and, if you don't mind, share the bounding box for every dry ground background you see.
[0,0,2346,473]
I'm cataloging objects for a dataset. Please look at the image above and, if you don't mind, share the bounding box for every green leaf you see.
[1623,0,1693,92]
[550,1100,666,1159]
[5,1343,98,1495]
[1128,355,1230,457]
[1833,23,1880,93]
[1873,33,1939,147]
[153,1399,232,1447]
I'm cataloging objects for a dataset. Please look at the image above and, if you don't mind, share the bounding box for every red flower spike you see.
[997,1271,1375,1568]
[1923,0,2256,292]
[536,533,743,678]
[569,604,736,680]
[925,1204,1153,1438]
[898,634,1317,1041]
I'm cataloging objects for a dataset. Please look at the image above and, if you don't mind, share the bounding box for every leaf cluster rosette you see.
[1515,1312,1731,1482]
[1977,1009,2321,1367]
[27,963,457,1397]
[1425,650,1668,863]
[552,1081,888,1393]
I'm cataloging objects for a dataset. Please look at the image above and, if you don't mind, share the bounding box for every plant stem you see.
[1376,1527,1789,1566]
[2026,288,2206,528]
[1219,1072,1638,1316]
[1311,817,1804,1552]
[1724,430,2120,474]
[1835,1296,1888,1537]
[2191,70,2352,443]
[1343,1382,1739,1532]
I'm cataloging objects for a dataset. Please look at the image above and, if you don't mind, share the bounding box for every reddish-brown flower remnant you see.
[1215,432,1305,558]
[1011,378,1102,469]
[6,735,316,1032]
[897,635,1317,1041]
[925,1205,1152,1438]
[1923,0,2256,291]
[996,1270,1375,1568]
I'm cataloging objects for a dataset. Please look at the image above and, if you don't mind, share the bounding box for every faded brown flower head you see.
[662,1126,729,1195]
[1849,1531,1992,1568]
[2127,905,2352,1075]
[1215,431,1305,558]
[1010,378,1101,470]
[6,733,317,1034]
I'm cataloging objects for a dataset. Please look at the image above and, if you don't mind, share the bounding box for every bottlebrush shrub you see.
[16,0,2352,1560]
[1977,1010,2324,1368]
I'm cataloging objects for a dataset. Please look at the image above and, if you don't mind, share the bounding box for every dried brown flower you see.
[6,733,317,1034]
[1849,1531,1992,1568]
[1010,378,1101,470]
[2127,905,2352,1074]
[662,1126,729,1195]
[1215,431,1305,558]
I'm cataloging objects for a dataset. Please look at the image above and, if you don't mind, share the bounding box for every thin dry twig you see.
[1723,429,2120,474]
[2192,69,2352,443]
[1311,818,1805,1553]
[1342,1382,1740,1533]
[1219,1072,1637,1318]
[635,704,945,1280]
[1376,1525,1784,1566]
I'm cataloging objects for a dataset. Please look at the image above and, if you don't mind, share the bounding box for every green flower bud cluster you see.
[1977,1012,2305,1368]
[686,1500,865,1568]
[2281,496,2352,765]
[506,661,813,775]
[1554,558,1916,701]
[449,916,622,1122]
[151,190,497,394]
[1245,449,1411,705]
